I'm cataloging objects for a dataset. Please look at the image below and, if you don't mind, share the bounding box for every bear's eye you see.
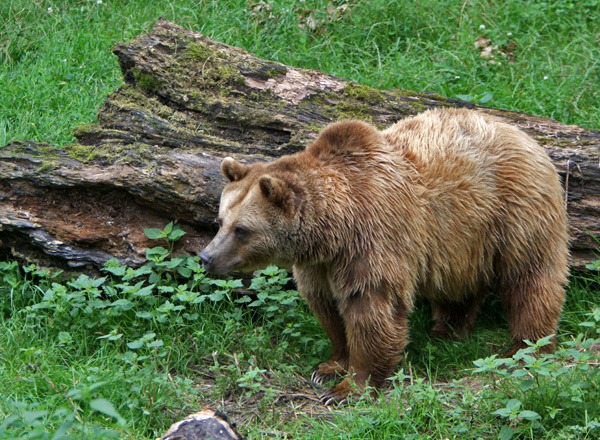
[234,226,248,237]
[216,217,223,228]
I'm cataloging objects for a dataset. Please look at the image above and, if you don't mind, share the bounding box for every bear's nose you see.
[199,250,212,267]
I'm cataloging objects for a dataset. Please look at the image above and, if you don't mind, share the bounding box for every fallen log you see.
[1,18,598,271]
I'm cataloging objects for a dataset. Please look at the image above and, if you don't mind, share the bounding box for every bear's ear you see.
[259,175,288,207]
[308,119,383,158]
[221,157,247,182]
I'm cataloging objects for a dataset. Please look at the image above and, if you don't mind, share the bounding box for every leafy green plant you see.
[0,221,324,436]
[143,222,194,282]
[473,314,600,439]
[0,261,59,316]
[0,385,124,440]
[1,223,213,436]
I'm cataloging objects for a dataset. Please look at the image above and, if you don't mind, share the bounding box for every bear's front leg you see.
[320,292,409,405]
[294,265,350,384]
[307,296,349,384]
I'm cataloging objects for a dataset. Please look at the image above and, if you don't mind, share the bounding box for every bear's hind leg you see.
[498,266,565,356]
[430,295,484,340]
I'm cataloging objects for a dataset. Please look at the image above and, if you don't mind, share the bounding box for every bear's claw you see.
[319,388,348,406]
[310,370,322,384]
[318,379,355,405]
[311,361,347,385]
[311,370,337,385]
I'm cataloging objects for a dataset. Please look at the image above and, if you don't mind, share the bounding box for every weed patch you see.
[0,223,322,437]
[1,222,600,439]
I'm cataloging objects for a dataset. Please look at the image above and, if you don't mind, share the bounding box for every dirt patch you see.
[2,182,213,269]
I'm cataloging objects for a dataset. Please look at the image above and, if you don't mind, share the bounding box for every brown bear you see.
[199,108,569,404]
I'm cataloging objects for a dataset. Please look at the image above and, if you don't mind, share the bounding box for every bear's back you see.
[383,109,524,182]
[381,108,561,220]
[381,109,566,297]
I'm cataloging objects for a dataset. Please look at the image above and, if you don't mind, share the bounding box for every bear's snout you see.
[199,238,239,275]
[198,249,213,269]
[199,248,224,274]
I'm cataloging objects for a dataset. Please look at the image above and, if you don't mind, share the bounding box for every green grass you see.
[1,1,600,439]
[1,0,598,147]
[2,247,600,439]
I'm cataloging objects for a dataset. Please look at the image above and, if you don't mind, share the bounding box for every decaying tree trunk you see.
[1,18,598,271]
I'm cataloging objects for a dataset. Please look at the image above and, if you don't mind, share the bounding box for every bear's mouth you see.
[199,250,239,275]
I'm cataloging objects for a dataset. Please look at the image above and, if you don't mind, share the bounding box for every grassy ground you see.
[1,1,600,439]
[1,0,599,147]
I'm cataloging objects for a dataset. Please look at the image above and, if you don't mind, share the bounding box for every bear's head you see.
[199,157,305,274]
[199,119,384,274]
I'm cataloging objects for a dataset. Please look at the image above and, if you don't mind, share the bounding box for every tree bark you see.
[1,18,598,271]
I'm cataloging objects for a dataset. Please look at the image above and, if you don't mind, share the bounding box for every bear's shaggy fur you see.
[200,108,569,404]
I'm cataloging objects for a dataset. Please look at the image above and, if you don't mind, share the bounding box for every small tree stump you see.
[157,410,246,440]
